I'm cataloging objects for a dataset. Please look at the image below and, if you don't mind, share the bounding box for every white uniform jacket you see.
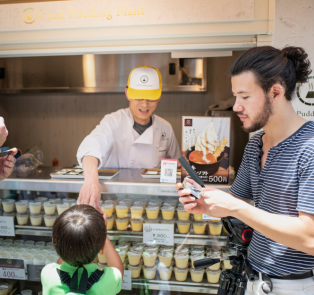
[77,108,181,169]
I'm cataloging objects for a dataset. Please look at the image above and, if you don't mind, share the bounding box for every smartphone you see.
[0,150,11,157]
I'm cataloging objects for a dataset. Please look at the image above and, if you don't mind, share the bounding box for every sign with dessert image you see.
[182,116,231,184]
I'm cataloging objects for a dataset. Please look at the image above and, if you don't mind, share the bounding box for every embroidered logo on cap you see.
[140,75,149,83]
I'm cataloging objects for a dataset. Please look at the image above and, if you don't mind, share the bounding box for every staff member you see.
[177,46,314,295]
[77,66,181,209]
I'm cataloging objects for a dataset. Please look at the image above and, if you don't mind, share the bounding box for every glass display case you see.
[0,167,233,295]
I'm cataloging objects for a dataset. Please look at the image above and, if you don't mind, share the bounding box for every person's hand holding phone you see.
[0,148,17,180]
[0,117,8,147]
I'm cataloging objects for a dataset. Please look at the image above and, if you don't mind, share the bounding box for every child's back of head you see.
[52,204,107,266]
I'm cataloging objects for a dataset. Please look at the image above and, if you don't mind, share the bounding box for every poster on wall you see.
[292,76,314,121]
[181,116,231,185]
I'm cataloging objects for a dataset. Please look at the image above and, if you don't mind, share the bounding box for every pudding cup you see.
[29,201,42,215]
[115,218,129,231]
[2,199,15,213]
[106,216,115,230]
[25,240,35,246]
[206,269,221,283]
[21,253,33,269]
[128,264,141,279]
[34,197,48,210]
[62,198,76,206]
[174,267,188,281]
[44,214,57,227]
[209,221,223,236]
[97,253,107,264]
[193,221,206,235]
[16,213,29,225]
[161,206,175,220]
[222,225,228,234]
[145,206,160,220]
[0,284,9,295]
[127,251,142,266]
[57,203,70,215]
[177,207,190,221]
[143,265,157,279]
[35,241,46,248]
[130,206,144,219]
[158,266,173,280]
[143,251,157,267]
[30,214,43,226]
[131,219,143,232]
[115,244,129,252]
[101,204,114,218]
[33,254,45,265]
[190,268,205,283]
[177,220,191,234]
[15,200,28,214]
[117,250,127,263]
[115,205,129,218]
[207,255,221,270]
[158,252,173,268]
[144,246,159,254]
[43,201,56,215]
[193,213,203,221]
[190,254,205,269]
[174,253,189,269]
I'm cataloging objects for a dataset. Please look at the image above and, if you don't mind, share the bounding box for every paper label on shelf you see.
[27,264,44,281]
[0,216,15,236]
[160,159,177,184]
[121,270,132,290]
[0,259,25,280]
[143,223,174,246]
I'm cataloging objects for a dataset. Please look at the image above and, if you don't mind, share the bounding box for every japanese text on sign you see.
[143,223,174,246]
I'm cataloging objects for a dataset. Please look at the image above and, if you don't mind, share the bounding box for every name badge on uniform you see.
[160,159,177,183]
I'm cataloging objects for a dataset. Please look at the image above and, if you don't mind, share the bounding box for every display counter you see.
[0,167,234,294]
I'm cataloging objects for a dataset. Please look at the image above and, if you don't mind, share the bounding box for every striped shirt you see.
[229,121,314,276]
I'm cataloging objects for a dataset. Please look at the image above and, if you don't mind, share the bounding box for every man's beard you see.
[239,94,273,133]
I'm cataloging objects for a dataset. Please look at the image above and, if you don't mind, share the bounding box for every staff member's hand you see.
[176,177,243,218]
[78,178,101,211]
[0,117,8,147]
[0,148,18,180]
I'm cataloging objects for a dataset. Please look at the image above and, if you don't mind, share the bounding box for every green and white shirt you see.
[41,262,122,295]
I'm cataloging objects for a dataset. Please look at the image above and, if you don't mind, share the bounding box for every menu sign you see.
[0,216,15,236]
[143,223,174,246]
[182,117,231,184]
[121,270,132,290]
[27,265,44,282]
[0,259,25,280]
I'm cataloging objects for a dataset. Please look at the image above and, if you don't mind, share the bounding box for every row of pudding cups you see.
[105,214,222,235]
[98,245,232,283]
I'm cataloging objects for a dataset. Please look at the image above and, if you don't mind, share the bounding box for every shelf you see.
[15,226,227,247]
[132,275,219,294]
[0,167,232,195]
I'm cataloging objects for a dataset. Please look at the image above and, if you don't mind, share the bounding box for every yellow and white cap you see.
[127,66,162,100]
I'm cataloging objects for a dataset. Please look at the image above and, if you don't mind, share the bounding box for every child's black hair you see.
[52,204,107,267]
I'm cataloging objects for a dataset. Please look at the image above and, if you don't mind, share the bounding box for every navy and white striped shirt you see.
[229,121,314,276]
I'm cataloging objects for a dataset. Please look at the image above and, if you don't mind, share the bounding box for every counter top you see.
[0,166,231,195]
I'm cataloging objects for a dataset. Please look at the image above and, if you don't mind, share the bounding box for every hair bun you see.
[281,46,312,83]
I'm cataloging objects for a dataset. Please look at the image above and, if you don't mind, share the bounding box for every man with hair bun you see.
[177,46,314,294]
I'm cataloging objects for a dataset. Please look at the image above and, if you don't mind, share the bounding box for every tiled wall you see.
[0,53,242,166]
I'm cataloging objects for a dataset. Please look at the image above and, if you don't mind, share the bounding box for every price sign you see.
[0,259,25,280]
[143,223,174,246]
[27,265,44,282]
[0,216,15,236]
[121,270,132,290]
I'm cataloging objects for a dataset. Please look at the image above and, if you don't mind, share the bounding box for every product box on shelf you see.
[181,116,231,185]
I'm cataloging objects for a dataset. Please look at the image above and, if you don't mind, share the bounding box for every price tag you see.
[0,216,15,237]
[27,265,44,281]
[121,270,132,290]
[160,159,177,183]
[0,259,25,280]
[143,223,174,246]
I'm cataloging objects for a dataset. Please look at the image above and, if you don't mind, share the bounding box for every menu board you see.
[182,117,231,185]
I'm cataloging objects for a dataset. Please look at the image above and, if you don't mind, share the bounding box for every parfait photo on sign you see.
[181,116,231,184]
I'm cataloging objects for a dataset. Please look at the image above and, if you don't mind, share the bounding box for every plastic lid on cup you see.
[174,253,189,259]
[174,267,189,272]
[34,197,48,202]
[57,202,70,208]
[3,199,15,204]
[44,201,56,207]
[161,219,176,224]
[161,206,175,211]
[210,221,223,227]
[127,250,142,257]
[190,268,205,273]
[29,201,41,206]
[146,205,160,211]
[143,251,157,257]
[158,251,173,258]
[206,269,221,274]
[16,213,29,217]
[177,220,191,225]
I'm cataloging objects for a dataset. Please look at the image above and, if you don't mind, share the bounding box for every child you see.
[41,204,123,295]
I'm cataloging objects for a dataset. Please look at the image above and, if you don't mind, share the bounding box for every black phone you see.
[0,150,11,157]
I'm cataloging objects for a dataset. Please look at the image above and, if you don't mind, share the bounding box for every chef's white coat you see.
[77,108,181,168]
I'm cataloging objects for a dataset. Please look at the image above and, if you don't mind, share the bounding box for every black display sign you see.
[27,264,44,282]
[0,258,25,280]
